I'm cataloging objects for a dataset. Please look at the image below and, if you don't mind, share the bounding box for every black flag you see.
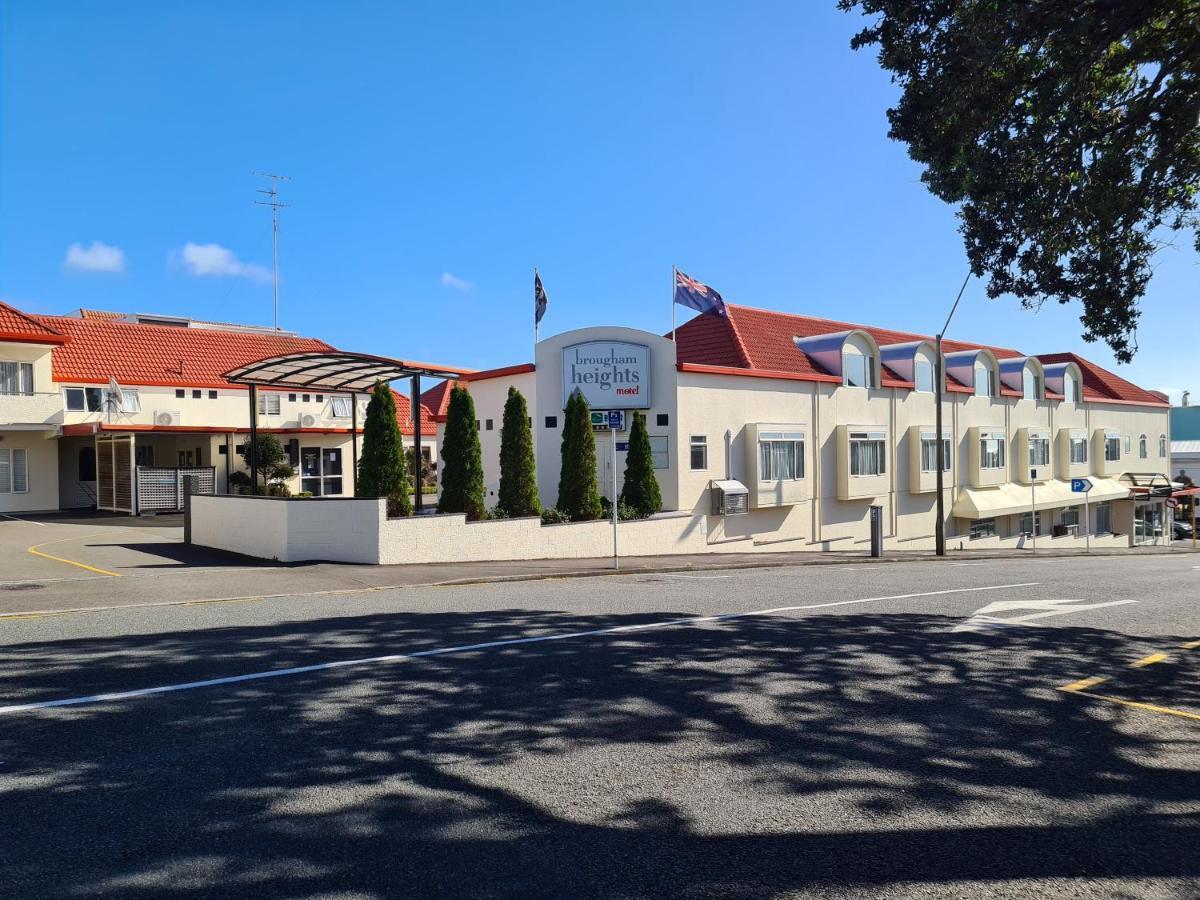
[534,271,548,326]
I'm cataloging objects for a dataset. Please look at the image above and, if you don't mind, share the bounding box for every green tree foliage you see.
[355,379,411,516]
[556,389,603,521]
[438,384,486,520]
[619,410,662,517]
[840,1,1200,361]
[237,433,296,494]
[496,386,540,517]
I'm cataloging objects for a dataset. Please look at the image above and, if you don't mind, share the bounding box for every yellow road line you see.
[1060,676,1107,693]
[1063,689,1200,722]
[1133,652,1169,668]
[1184,640,1200,650]
[27,534,121,578]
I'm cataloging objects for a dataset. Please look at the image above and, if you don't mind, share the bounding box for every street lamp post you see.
[935,273,972,557]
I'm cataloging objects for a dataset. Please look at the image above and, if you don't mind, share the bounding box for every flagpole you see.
[534,267,539,353]
[671,265,677,365]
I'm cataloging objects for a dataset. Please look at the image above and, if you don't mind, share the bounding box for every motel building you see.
[439,304,1177,551]
[0,302,437,516]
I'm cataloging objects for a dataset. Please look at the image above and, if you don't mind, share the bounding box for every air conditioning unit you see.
[300,413,317,427]
[156,410,182,426]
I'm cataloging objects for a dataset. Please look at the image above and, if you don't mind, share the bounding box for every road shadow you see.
[2,607,1198,897]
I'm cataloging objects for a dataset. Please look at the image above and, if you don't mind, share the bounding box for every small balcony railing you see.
[0,391,62,427]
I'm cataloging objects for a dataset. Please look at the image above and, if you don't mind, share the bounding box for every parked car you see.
[1173,520,1194,540]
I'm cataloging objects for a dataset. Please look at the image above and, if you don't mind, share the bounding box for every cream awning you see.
[952,478,1129,520]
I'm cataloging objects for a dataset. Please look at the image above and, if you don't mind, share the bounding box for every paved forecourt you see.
[2,553,1198,897]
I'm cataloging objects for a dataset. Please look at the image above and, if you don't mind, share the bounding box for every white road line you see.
[658,573,734,580]
[950,562,987,567]
[0,581,1039,716]
[2,515,45,526]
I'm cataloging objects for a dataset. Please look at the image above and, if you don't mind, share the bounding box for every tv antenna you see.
[253,172,291,331]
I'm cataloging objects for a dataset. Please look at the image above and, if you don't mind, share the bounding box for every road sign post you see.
[1030,469,1037,554]
[608,412,621,571]
[1071,477,1093,553]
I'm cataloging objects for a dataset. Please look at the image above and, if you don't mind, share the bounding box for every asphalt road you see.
[1,555,1198,898]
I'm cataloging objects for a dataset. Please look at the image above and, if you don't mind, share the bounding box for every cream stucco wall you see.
[0,430,59,513]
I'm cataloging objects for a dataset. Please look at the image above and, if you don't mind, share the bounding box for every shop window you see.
[64,387,104,412]
[849,431,886,476]
[545,416,557,429]
[301,446,343,496]
[1019,511,1043,536]
[689,435,707,471]
[1070,436,1088,464]
[920,435,951,472]
[969,519,996,540]
[1028,433,1050,467]
[979,432,1006,469]
[78,446,96,482]
[1104,434,1121,462]
[0,361,34,395]
[257,393,281,416]
[0,448,28,494]
[1138,434,1148,459]
[1159,434,1167,457]
[656,413,669,427]
[759,432,804,480]
[649,435,669,470]
[1095,501,1111,534]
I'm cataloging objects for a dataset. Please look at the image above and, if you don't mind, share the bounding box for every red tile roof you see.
[1037,352,1167,407]
[421,379,456,423]
[32,313,336,390]
[0,300,68,344]
[674,304,1165,407]
[389,389,437,436]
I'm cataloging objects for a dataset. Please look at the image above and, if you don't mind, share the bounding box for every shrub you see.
[357,379,411,516]
[296,491,313,498]
[487,505,511,520]
[438,384,486,521]
[540,507,570,525]
[496,386,540,517]
[619,410,662,517]
[556,389,602,521]
[237,434,295,493]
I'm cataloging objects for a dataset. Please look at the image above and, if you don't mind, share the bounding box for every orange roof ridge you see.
[0,299,68,344]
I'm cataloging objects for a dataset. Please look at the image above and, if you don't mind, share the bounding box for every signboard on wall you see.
[562,341,651,409]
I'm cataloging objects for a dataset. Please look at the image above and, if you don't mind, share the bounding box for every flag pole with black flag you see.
[534,268,548,350]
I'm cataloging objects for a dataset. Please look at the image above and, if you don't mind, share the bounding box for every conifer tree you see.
[355,380,411,516]
[556,389,602,521]
[619,410,662,517]
[496,386,540,517]
[437,384,486,520]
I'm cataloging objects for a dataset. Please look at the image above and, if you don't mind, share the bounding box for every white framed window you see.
[1028,433,1050,467]
[649,435,669,470]
[842,351,875,388]
[979,431,1006,469]
[1095,501,1111,533]
[974,362,997,397]
[64,386,104,412]
[689,436,707,471]
[1019,511,1042,536]
[1138,434,1148,459]
[107,389,140,413]
[1069,436,1088,464]
[969,518,996,540]
[758,431,805,480]
[1104,433,1121,462]
[920,434,951,472]
[257,393,282,416]
[330,396,353,418]
[1123,434,1132,455]
[0,361,34,395]
[849,431,886,476]
[1022,369,1042,400]
[914,359,934,393]
[1159,434,1167,457]
[300,446,344,496]
[0,447,28,494]
[1062,371,1080,403]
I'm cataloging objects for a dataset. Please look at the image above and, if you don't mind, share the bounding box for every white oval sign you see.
[561,341,651,409]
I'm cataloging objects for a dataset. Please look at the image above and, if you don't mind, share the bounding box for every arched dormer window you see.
[944,349,999,398]
[878,340,937,393]
[998,357,1044,400]
[794,330,881,390]
[1040,360,1083,403]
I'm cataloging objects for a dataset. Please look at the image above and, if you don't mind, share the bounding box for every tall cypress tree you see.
[620,410,662,517]
[497,386,540,517]
[437,384,486,520]
[556,389,602,521]
[356,380,411,515]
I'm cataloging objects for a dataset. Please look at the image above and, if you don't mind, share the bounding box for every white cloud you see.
[64,241,125,274]
[177,242,270,282]
[441,271,474,291]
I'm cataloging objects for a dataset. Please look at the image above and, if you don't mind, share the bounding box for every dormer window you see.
[1062,371,1079,402]
[973,361,997,397]
[914,359,933,393]
[999,357,1044,400]
[842,348,875,388]
[795,330,880,390]
[1022,369,1042,400]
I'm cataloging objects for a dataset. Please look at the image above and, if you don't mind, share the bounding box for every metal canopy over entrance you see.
[224,351,472,512]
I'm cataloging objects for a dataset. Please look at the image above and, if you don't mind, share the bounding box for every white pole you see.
[671,265,677,365]
[534,266,539,352]
[611,422,619,570]
[1084,486,1091,553]
[1031,473,1037,554]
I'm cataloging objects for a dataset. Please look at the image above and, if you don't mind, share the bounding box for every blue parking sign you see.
[1071,478,1092,493]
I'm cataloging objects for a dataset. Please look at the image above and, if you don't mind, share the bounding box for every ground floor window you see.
[135,445,154,467]
[969,518,996,540]
[1018,511,1042,536]
[0,447,28,493]
[1133,503,1162,544]
[301,446,343,496]
[1094,501,1111,534]
[759,432,805,480]
[1060,507,1080,528]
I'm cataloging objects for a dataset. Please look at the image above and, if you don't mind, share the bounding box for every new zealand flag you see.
[673,269,728,318]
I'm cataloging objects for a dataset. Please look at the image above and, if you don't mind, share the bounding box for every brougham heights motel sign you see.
[561,341,651,409]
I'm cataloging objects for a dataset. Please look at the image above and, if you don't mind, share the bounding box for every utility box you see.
[710,479,749,516]
[869,504,883,557]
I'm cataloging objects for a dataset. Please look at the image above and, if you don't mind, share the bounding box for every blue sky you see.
[1,2,1195,400]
